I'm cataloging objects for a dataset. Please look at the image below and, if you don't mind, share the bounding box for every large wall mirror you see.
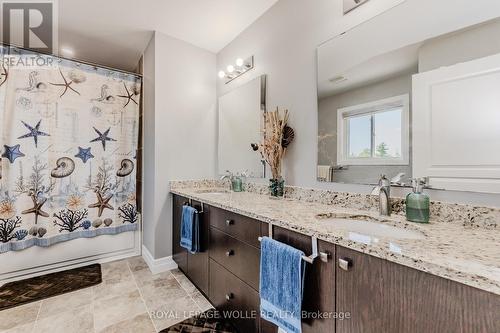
[317,15,500,193]
[218,75,266,177]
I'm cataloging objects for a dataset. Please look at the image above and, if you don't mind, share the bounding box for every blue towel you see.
[180,205,200,254]
[259,237,306,333]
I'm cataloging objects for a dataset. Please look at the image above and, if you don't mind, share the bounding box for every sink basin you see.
[316,213,424,240]
[195,189,231,194]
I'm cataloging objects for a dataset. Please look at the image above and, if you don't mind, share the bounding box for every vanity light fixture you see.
[218,56,254,84]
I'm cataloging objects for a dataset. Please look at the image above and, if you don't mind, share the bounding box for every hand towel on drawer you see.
[180,205,200,254]
[260,237,306,333]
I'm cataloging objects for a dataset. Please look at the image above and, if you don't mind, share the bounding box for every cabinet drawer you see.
[209,259,260,333]
[210,206,261,247]
[210,227,260,290]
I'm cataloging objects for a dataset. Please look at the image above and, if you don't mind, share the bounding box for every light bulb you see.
[218,71,226,78]
[227,65,234,73]
[235,58,244,67]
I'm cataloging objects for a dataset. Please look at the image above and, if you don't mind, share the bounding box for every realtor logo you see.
[1,1,57,53]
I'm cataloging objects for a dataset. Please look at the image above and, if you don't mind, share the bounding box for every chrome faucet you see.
[371,173,406,216]
[220,170,234,190]
[372,173,405,216]
[371,175,391,216]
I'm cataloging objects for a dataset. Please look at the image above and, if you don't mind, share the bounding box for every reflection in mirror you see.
[318,44,416,185]
[218,75,266,177]
[317,17,500,193]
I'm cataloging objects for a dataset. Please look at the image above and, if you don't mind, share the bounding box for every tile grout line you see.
[170,271,203,313]
[91,286,97,333]
[126,259,160,333]
[32,301,42,333]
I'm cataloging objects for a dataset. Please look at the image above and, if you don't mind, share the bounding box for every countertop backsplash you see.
[171,179,499,229]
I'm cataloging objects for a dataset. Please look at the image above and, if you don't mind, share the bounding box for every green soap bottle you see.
[232,176,243,192]
[406,178,430,223]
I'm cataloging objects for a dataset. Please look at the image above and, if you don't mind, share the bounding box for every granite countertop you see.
[170,183,500,296]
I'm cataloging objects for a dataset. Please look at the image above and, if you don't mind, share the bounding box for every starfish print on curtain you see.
[17,120,50,148]
[22,195,49,225]
[88,192,114,217]
[90,127,116,151]
[49,68,81,98]
[75,146,94,163]
[1,144,25,163]
[117,82,138,108]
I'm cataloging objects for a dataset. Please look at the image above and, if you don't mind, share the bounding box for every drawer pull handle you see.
[338,258,353,271]
[225,250,234,257]
[225,219,234,226]
[320,251,330,263]
[225,293,234,301]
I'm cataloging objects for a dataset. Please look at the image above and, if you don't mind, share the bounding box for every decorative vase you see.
[269,178,285,198]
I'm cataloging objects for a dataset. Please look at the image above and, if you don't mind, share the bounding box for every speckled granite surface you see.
[170,180,500,295]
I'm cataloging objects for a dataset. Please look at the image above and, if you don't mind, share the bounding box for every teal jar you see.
[406,179,430,223]
[232,177,243,192]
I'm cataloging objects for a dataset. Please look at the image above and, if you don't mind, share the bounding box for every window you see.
[337,94,409,165]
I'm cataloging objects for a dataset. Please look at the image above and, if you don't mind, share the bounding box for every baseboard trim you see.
[0,248,140,284]
[142,245,178,274]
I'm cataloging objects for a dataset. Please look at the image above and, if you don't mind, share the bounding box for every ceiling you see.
[318,42,423,99]
[54,0,278,72]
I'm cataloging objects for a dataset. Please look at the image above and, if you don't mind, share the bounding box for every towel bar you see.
[183,199,204,214]
[258,223,328,264]
[258,235,318,264]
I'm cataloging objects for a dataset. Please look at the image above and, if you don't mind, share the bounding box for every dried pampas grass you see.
[258,107,293,179]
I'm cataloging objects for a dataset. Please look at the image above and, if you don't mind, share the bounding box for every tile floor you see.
[0,257,213,333]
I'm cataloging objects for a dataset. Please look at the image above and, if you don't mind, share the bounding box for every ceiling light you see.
[218,71,226,78]
[235,58,244,67]
[227,65,234,73]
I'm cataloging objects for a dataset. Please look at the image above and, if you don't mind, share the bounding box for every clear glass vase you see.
[269,178,285,198]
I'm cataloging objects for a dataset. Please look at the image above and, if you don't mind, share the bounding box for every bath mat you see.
[0,264,102,311]
[160,309,236,333]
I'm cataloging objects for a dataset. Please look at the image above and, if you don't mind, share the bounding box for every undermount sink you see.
[316,213,425,240]
[195,189,231,194]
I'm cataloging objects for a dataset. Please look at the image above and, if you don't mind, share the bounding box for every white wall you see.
[143,32,216,259]
[216,0,500,207]
[419,18,500,72]
[143,33,156,256]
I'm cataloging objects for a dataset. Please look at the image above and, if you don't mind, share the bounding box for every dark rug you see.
[0,264,102,311]
[160,310,237,333]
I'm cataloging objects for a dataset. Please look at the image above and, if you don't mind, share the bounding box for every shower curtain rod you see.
[0,43,142,78]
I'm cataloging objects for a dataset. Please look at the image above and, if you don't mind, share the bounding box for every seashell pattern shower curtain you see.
[0,46,141,253]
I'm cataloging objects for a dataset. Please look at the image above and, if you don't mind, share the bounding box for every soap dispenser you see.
[406,178,430,223]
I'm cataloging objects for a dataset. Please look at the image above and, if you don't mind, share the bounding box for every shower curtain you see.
[0,46,141,253]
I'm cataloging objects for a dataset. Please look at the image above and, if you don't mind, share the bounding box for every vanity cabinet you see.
[172,194,188,273]
[335,246,500,333]
[172,194,209,295]
[172,195,500,333]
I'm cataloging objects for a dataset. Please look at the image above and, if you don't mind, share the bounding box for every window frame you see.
[336,94,410,166]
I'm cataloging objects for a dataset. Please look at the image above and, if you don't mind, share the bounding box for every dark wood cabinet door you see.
[260,226,336,333]
[172,195,209,295]
[186,199,209,295]
[209,259,260,333]
[209,227,260,290]
[336,246,500,333]
[210,207,262,248]
[172,194,188,273]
